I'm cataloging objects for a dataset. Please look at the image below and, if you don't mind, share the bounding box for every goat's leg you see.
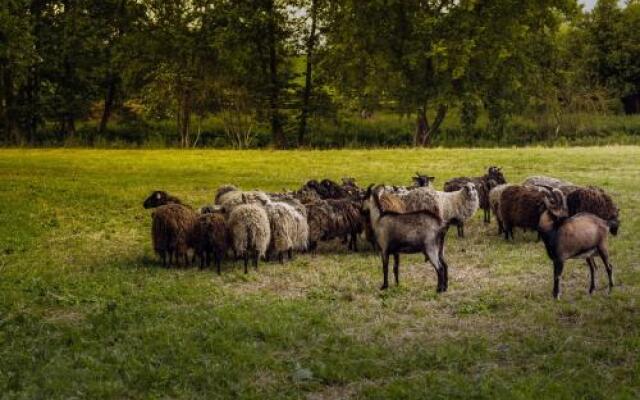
[553,259,564,299]
[586,257,597,294]
[380,251,390,290]
[393,253,400,286]
[597,245,614,293]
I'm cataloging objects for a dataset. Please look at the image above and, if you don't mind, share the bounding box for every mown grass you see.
[0,147,639,399]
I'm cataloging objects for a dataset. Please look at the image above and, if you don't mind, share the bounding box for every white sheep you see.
[227,199,271,273]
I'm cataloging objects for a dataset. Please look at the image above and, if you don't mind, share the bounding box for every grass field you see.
[1,147,639,399]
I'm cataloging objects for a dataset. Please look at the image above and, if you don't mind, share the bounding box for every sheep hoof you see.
[380,283,389,290]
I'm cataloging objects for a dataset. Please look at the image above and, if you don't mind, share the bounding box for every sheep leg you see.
[457,223,464,238]
[161,251,168,268]
[393,253,400,286]
[380,251,390,290]
[597,245,614,293]
[244,254,249,274]
[553,259,564,299]
[200,252,206,269]
[278,252,284,265]
[425,247,444,293]
[352,233,358,252]
[586,257,597,294]
[288,249,293,260]
[253,250,259,269]
[485,209,491,224]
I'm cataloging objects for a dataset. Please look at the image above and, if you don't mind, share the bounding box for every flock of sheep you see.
[143,167,620,299]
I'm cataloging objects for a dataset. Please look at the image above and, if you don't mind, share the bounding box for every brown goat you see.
[500,185,547,240]
[538,189,614,299]
[151,204,197,267]
[566,186,620,235]
[362,185,449,292]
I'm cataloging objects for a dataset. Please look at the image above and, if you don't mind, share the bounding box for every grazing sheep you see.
[489,183,515,234]
[362,185,449,292]
[444,166,506,224]
[499,185,547,240]
[566,186,620,235]
[227,198,271,273]
[151,204,198,267]
[538,189,615,299]
[267,192,308,217]
[143,191,185,209]
[189,211,228,274]
[401,184,479,238]
[522,175,574,189]
[306,198,363,251]
[262,199,309,263]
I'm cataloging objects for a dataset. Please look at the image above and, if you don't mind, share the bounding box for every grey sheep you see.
[489,183,515,234]
[261,199,309,263]
[522,175,575,189]
[400,184,479,237]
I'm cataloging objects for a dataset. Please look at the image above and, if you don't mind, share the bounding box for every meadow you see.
[0,147,639,399]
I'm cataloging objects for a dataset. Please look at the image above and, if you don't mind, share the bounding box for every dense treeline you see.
[1,0,639,148]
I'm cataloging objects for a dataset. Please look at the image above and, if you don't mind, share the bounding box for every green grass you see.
[0,147,639,399]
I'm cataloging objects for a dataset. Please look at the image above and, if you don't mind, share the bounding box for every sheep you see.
[489,183,515,234]
[151,204,198,267]
[267,192,307,218]
[499,185,547,240]
[261,199,309,263]
[305,198,363,251]
[227,197,271,273]
[189,211,228,274]
[400,184,479,238]
[538,189,615,299]
[566,186,620,235]
[143,190,185,209]
[411,172,436,188]
[215,185,270,212]
[362,185,449,292]
[444,166,506,224]
[522,175,574,189]
[378,192,408,214]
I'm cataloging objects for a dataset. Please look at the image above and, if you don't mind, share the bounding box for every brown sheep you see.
[566,186,620,235]
[143,191,185,209]
[306,199,363,251]
[189,212,228,274]
[499,185,547,240]
[151,204,198,267]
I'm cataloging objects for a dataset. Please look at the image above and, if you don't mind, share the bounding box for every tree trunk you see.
[297,0,318,147]
[415,103,448,147]
[267,0,284,148]
[99,75,117,136]
[1,63,16,144]
[178,88,191,148]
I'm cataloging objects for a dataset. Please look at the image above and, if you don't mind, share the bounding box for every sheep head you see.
[143,190,171,209]
[412,173,435,187]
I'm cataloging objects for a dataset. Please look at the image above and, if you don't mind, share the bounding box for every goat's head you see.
[539,189,569,232]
